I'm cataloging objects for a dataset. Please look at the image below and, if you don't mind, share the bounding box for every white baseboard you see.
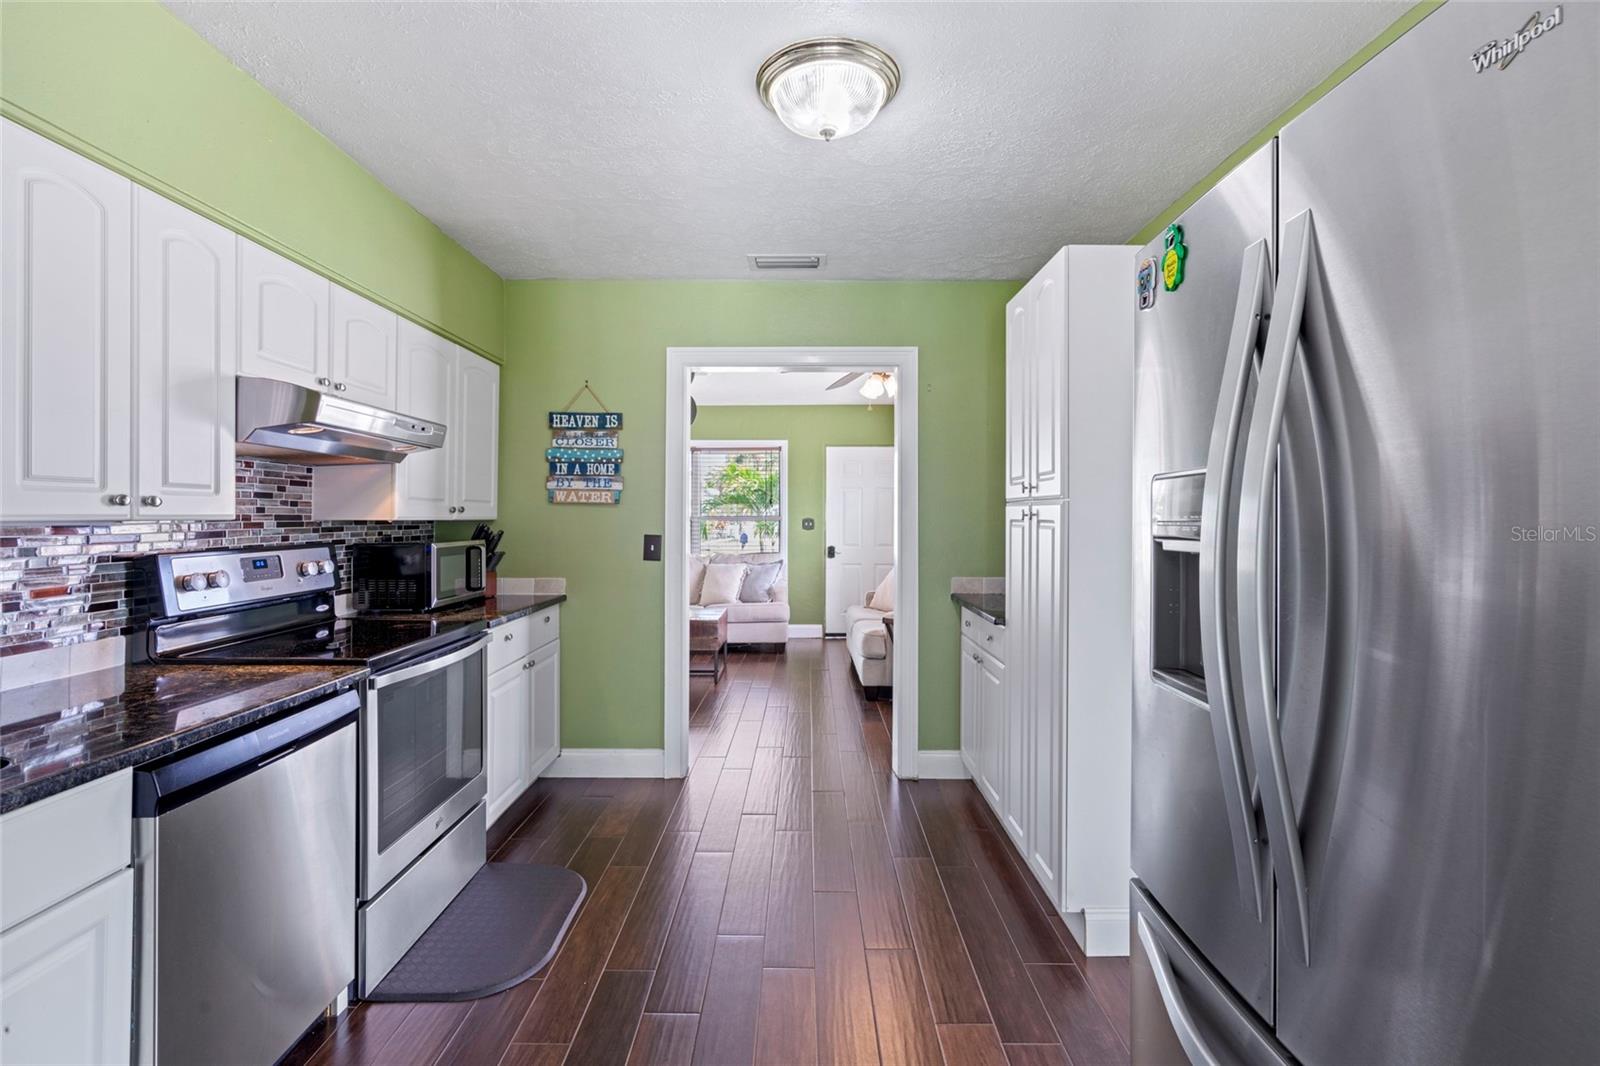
[787,624,823,639]
[1060,906,1131,957]
[916,750,970,780]
[542,748,667,778]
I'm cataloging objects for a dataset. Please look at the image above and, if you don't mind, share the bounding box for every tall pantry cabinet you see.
[1000,245,1134,956]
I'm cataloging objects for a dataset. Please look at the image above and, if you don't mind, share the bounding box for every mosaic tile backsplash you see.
[0,459,432,656]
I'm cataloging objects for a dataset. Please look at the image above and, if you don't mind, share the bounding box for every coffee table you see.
[689,606,729,683]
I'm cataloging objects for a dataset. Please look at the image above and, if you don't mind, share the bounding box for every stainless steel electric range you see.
[139,543,489,997]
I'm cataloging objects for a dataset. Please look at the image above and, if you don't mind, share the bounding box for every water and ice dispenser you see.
[1150,470,1207,702]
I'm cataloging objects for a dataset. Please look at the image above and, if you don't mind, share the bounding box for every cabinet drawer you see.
[528,606,559,654]
[961,608,1005,660]
[487,616,532,674]
[0,770,132,932]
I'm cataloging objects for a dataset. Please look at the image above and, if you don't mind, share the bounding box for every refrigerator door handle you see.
[1198,237,1272,922]
[1238,209,1317,966]
[1137,913,1223,1066]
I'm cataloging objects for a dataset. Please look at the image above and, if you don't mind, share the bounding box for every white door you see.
[1026,499,1065,902]
[392,320,456,519]
[0,869,133,1066]
[1,120,134,521]
[1030,251,1067,500]
[238,239,328,389]
[485,660,532,826]
[528,640,561,778]
[977,647,1006,812]
[1004,281,1032,500]
[454,348,500,519]
[824,446,895,635]
[328,287,398,409]
[1002,503,1031,844]
[134,188,237,520]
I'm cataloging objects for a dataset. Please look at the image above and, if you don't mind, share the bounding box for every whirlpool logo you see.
[1472,6,1564,73]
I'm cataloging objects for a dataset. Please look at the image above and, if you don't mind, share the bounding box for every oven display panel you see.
[242,556,284,582]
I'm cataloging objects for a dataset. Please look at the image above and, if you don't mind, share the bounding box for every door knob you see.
[142,495,163,507]
[108,493,130,506]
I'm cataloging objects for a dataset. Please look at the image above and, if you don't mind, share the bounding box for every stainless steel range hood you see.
[236,377,445,465]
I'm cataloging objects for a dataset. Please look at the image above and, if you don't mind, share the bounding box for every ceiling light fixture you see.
[859,372,893,401]
[757,37,901,142]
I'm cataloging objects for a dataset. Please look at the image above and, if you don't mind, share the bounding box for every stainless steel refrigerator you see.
[1130,4,1599,1064]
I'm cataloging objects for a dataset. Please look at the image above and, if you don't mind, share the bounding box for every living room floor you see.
[288,640,1129,1066]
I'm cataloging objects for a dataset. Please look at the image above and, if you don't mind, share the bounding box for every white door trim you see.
[666,347,919,780]
[688,438,788,574]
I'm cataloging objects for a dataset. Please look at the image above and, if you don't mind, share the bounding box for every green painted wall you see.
[0,0,505,357]
[1129,1,1443,246]
[495,280,1016,751]
[691,404,896,626]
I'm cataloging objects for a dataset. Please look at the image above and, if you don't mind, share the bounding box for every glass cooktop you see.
[176,616,486,673]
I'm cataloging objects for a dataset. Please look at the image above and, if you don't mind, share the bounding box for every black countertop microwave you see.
[351,541,486,612]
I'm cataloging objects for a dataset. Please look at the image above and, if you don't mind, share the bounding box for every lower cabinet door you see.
[978,649,1006,811]
[1026,501,1065,904]
[528,640,560,778]
[960,638,980,778]
[0,868,133,1066]
[485,659,532,826]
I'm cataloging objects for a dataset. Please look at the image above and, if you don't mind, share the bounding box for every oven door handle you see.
[370,635,489,689]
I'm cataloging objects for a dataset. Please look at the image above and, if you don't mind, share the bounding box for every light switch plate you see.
[643,534,662,562]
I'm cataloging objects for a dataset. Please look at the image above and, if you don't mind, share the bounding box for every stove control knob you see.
[206,571,231,589]
[177,573,207,592]
[318,560,335,575]
[298,561,319,577]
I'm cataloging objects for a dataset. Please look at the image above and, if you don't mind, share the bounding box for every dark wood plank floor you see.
[294,640,1129,1066]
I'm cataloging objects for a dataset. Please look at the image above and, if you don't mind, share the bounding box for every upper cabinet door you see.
[1,121,134,521]
[393,320,456,518]
[1030,251,1068,500]
[134,189,237,520]
[1004,285,1032,500]
[329,288,398,409]
[454,349,499,519]
[239,240,328,389]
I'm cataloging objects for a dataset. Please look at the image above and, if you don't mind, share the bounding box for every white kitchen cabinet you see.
[393,321,456,518]
[0,868,134,1066]
[528,638,561,778]
[1,120,134,521]
[134,188,238,519]
[454,350,500,520]
[329,286,399,409]
[239,239,328,389]
[959,623,1006,813]
[988,245,1132,949]
[486,658,533,826]
[484,614,561,829]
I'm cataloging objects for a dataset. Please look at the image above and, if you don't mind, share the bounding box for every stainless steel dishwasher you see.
[133,689,359,1066]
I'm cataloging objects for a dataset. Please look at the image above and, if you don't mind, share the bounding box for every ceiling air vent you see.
[748,254,827,270]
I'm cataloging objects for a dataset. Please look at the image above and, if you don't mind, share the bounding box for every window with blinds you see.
[691,446,782,556]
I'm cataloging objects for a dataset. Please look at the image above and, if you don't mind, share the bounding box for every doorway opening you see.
[665,347,919,779]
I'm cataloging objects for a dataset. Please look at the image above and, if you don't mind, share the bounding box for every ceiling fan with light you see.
[776,367,897,399]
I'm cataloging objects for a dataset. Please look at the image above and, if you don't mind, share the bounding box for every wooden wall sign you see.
[548,385,623,505]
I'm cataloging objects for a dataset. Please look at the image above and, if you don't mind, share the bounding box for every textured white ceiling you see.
[692,369,888,406]
[165,1,1408,281]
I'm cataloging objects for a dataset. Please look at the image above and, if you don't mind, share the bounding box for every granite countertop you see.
[952,591,1006,626]
[0,661,367,814]
[368,593,567,628]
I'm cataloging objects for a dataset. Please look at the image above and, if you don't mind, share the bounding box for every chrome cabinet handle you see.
[964,620,971,628]
[142,495,163,507]
[1238,209,1317,966]
[971,653,982,662]
[316,376,332,387]
[334,382,348,391]
[1137,915,1222,1066]
[1198,237,1272,922]
[108,493,130,506]
[985,634,993,643]
[503,632,513,641]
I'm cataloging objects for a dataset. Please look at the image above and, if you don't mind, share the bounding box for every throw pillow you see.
[688,556,707,603]
[868,569,895,612]
[699,562,747,606]
[740,561,784,603]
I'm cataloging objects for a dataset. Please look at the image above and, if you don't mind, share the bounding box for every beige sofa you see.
[845,598,893,697]
[690,552,790,647]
